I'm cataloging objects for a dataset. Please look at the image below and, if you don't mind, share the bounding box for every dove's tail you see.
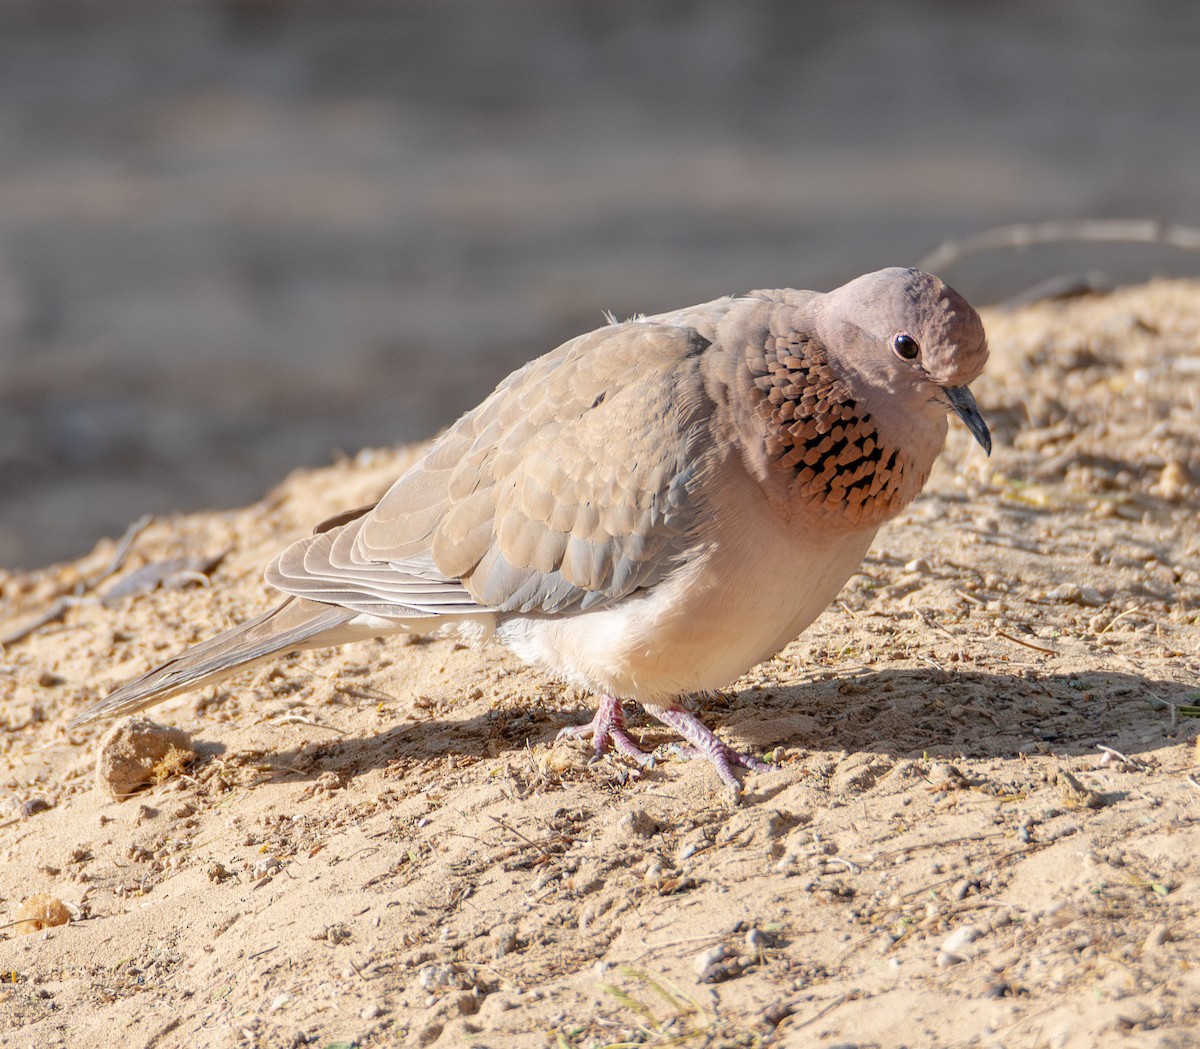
[71,597,368,726]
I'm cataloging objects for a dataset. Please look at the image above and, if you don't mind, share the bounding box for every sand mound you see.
[1,283,1198,1047]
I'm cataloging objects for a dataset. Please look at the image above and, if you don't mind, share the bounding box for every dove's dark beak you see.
[945,385,992,456]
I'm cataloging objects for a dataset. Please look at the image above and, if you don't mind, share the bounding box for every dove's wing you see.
[266,322,722,618]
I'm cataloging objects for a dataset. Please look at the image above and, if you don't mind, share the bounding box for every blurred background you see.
[1,0,1198,569]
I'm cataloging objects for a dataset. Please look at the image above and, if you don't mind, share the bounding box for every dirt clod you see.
[13,894,71,934]
[93,717,196,800]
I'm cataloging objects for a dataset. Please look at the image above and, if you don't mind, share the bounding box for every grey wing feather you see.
[264,321,720,618]
[70,598,354,725]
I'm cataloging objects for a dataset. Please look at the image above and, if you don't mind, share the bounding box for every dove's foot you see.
[556,694,655,768]
[656,707,771,790]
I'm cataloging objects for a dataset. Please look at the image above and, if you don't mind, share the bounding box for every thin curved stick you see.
[920,219,1200,273]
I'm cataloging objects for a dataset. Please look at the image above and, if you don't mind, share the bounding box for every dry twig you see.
[920,218,1200,273]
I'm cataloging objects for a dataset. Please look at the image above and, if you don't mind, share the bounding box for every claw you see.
[656,707,772,790]
[557,697,772,788]
[556,694,655,768]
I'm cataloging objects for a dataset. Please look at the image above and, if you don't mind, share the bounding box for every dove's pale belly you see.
[496,489,877,713]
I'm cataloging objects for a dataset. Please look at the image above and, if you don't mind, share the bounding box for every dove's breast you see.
[495,459,877,713]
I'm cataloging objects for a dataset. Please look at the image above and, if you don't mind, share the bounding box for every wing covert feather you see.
[266,321,722,617]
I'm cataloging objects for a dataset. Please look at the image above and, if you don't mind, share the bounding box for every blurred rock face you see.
[0,2,1197,568]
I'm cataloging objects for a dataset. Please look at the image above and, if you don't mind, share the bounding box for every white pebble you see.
[692,945,728,976]
[745,927,769,951]
[938,924,981,964]
[941,924,980,955]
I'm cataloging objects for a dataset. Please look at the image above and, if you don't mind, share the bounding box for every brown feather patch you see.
[747,332,908,525]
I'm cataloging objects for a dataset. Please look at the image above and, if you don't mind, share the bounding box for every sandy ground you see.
[1,283,1198,1048]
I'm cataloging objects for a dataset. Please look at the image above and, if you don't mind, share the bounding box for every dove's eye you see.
[892,333,921,361]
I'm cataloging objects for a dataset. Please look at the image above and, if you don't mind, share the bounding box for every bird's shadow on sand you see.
[231,667,1188,791]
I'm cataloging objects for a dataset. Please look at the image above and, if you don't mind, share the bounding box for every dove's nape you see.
[74,268,989,790]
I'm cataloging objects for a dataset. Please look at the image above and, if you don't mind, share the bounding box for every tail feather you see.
[71,598,359,726]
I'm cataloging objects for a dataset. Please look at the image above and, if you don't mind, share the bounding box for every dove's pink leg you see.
[557,694,655,768]
[656,707,772,790]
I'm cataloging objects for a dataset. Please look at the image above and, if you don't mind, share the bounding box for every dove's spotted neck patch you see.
[749,332,911,524]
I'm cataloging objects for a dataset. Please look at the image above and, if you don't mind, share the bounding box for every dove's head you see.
[816,267,991,455]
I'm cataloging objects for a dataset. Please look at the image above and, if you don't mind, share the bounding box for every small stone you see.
[1154,460,1193,500]
[1047,584,1105,607]
[1056,770,1105,810]
[255,855,284,877]
[940,924,980,958]
[745,927,772,951]
[693,945,729,976]
[0,796,50,820]
[619,809,661,838]
[490,924,518,959]
[360,1002,384,1020]
[928,762,968,790]
[692,944,742,983]
[904,558,931,574]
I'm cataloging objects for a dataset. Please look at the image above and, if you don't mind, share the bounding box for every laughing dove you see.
[72,268,990,788]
